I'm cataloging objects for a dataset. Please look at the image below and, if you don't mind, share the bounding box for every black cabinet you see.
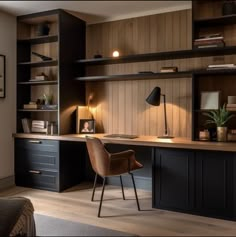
[153,148,194,211]
[15,138,86,192]
[196,150,234,219]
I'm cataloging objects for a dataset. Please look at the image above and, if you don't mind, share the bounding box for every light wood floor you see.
[1,183,236,236]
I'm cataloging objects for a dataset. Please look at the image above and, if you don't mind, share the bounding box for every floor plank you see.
[1,184,236,236]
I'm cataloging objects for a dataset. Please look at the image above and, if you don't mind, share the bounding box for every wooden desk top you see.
[13,133,236,152]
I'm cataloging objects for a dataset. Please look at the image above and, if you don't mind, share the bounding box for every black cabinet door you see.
[196,151,234,218]
[154,148,194,211]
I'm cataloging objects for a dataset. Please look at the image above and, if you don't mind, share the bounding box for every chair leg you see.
[120,175,125,200]
[98,177,106,217]
[91,173,98,201]
[129,172,141,211]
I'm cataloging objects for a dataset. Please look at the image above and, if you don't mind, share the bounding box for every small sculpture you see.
[32,52,52,61]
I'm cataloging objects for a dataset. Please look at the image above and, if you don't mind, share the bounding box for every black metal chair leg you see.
[98,177,106,217]
[129,172,140,211]
[91,173,98,201]
[120,175,125,200]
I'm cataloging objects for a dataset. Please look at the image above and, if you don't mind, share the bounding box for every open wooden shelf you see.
[17,60,58,67]
[17,35,58,45]
[76,46,236,66]
[17,80,58,85]
[194,14,236,28]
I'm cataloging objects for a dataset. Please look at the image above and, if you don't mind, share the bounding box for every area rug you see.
[34,213,134,236]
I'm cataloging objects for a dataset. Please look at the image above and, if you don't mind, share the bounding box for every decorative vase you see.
[36,22,50,36]
[217,127,228,142]
[222,1,236,15]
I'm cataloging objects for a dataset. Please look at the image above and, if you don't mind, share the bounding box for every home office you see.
[2,0,236,236]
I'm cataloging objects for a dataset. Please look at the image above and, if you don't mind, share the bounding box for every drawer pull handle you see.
[29,170,41,174]
[28,140,42,144]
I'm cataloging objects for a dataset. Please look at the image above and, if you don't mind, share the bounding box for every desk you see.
[14,133,236,220]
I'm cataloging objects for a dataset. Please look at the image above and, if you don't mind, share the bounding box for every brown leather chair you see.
[86,136,143,217]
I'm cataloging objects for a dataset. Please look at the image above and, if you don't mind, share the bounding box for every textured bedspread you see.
[0,197,35,236]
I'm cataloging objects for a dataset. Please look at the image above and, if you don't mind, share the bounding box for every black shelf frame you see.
[76,46,236,66]
[18,109,58,112]
[194,14,236,28]
[17,60,58,67]
[17,80,58,85]
[17,35,58,45]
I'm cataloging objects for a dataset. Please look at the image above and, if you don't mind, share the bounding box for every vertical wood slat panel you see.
[86,9,192,138]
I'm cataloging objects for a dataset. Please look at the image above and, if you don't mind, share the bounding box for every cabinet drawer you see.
[15,169,59,192]
[15,138,59,152]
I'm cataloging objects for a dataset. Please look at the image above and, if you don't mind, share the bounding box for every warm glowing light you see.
[112,50,119,57]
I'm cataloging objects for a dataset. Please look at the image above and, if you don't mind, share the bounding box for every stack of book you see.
[160,66,178,73]
[31,120,48,133]
[226,103,236,111]
[23,102,40,109]
[207,64,236,70]
[21,118,31,133]
[29,73,48,82]
[193,34,225,49]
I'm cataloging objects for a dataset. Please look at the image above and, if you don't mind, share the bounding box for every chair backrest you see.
[86,136,110,177]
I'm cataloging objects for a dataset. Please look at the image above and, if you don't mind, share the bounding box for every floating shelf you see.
[17,60,58,67]
[76,46,236,66]
[75,71,193,81]
[17,35,58,45]
[193,68,236,76]
[194,14,236,27]
[17,80,58,85]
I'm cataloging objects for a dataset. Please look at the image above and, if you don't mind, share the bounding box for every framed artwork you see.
[0,55,5,98]
[79,119,95,134]
[200,91,220,110]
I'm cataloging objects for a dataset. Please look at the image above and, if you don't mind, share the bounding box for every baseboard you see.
[0,176,15,190]
[107,175,152,191]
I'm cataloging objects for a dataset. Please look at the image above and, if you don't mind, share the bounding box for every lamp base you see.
[158,135,174,139]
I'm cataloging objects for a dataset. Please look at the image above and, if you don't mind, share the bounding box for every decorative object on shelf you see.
[94,51,102,58]
[30,72,48,82]
[32,52,52,61]
[43,93,53,105]
[21,118,31,133]
[36,21,50,36]
[112,50,119,57]
[0,54,5,98]
[146,87,174,139]
[200,91,220,110]
[23,102,39,109]
[222,1,236,16]
[203,104,235,142]
[79,119,95,134]
[160,66,178,73]
[227,129,236,141]
[228,95,236,104]
[31,120,48,134]
[199,129,210,141]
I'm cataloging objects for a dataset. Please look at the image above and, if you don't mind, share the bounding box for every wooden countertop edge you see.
[12,133,236,152]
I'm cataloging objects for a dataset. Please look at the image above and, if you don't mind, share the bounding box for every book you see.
[226,108,236,111]
[194,36,224,42]
[195,42,225,49]
[160,66,178,73]
[193,39,225,46]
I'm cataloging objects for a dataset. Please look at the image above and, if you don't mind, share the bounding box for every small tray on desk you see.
[104,134,139,139]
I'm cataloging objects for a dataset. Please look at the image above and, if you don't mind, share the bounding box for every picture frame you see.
[200,91,220,110]
[79,119,95,134]
[0,55,5,98]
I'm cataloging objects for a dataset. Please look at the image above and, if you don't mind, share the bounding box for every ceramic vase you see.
[217,127,227,142]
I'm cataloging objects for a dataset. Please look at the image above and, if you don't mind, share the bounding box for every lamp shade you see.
[146,87,161,106]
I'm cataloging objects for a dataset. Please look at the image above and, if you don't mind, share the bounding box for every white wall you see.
[0,11,16,183]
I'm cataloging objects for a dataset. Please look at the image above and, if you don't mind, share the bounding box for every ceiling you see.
[0,1,191,24]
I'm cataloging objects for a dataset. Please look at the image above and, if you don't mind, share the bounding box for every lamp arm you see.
[162,94,168,136]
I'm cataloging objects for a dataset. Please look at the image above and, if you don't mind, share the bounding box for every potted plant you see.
[203,104,235,142]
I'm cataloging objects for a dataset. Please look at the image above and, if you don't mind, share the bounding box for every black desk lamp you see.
[146,87,174,139]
